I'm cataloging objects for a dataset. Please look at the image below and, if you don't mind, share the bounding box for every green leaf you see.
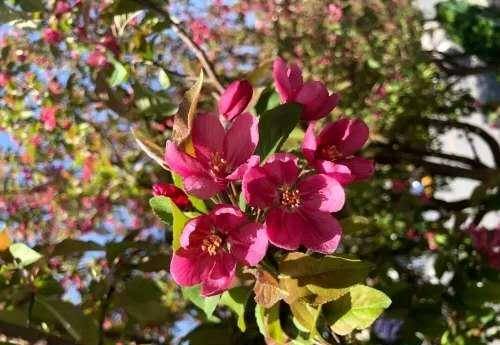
[324,285,391,336]
[108,59,128,87]
[36,296,99,345]
[255,303,288,344]
[17,0,44,11]
[221,286,252,331]
[279,252,371,304]
[51,239,103,257]
[9,243,42,267]
[290,301,321,335]
[182,286,220,319]
[170,198,190,251]
[256,103,302,160]
[149,196,173,224]
[183,322,234,345]
[158,68,171,89]
[254,86,280,116]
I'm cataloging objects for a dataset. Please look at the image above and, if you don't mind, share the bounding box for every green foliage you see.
[182,286,221,319]
[9,243,42,267]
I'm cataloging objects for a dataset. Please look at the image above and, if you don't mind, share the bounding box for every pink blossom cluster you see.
[163,58,374,295]
[469,225,500,270]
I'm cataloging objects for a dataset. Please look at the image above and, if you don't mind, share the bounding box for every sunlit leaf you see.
[255,303,288,344]
[182,286,220,319]
[9,243,42,267]
[108,59,128,87]
[221,286,252,331]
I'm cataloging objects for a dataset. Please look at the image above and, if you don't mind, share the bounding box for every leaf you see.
[324,285,392,336]
[170,198,190,251]
[290,301,321,334]
[254,269,286,308]
[182,286,220,319]
[158,68,171,89]
[149,196,173,224]
[183,322,234,345]
[36,296,99,345]
[0,231,11,251]
[172,70,204,146]
[17,0,44,11]
[221,286,252,332]
[255,103,302,160]
[51,239,103,256]
[254,86,280,116]
[9,243,42,267]
[132,127,168,169]
[108,59,128,87]
[255,303,288,344]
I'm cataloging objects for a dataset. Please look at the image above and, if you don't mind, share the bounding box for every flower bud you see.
[218,80,253,120]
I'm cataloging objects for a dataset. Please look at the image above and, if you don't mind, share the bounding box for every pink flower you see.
[243,153,344,253]
[302,118,374,185]
[273,57,340,121]
[54,1,71,16]
[328,4,343,22]
[42,28,62,45]
[87,50,108,69]
[164,113,259,199]
[40,107,57,131]
[99,33,120,57]
[152,182,191,210]
[82,155,95,183]
[218,80,253,120]
[170,205,268,296]
[469,225,500,270]
[0,72,10,87]
[189,20,212,45]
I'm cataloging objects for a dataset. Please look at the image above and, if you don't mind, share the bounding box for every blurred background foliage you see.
[0,0,499,344]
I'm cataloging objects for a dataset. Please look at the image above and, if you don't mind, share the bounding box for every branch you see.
[0,320,77,345]
[133,0,224,94]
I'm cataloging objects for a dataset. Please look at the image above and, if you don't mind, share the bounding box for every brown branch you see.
[0,320,77,345]
[132,0,224,94]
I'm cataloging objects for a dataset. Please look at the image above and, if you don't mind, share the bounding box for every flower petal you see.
[230,222,268,266]
[316,92,340,119]
[299,211,342,254]
[295,81,329,121]
[315,160,355,185]
[340,156,375,181]
[273,57,303,102]
[302,122,318,163]
[192,113,225,164]
[218,80,253,120]
[243,166,278,209]
[298,173,345,213]
[201,252,236,296]
[211,205,247,233]
[183,175,226,199]
[265,208,303,250]
[319,118,369,156]
[164,141,205,177]
[224,112,259,169]
[262,153,299,186]
[170,248,213,287]
[226,155,260,181]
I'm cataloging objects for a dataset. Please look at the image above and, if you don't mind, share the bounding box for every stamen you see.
[210,152,228,176]
[201,234,223,256]
[320,145,343,161]
[280,187,301,210]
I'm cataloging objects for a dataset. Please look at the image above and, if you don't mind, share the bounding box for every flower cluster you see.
[161,58,374,295]
[468,225,500,270]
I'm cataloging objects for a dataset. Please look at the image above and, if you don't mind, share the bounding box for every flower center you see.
[320,145,343,161]
[280,187,301,210]
[201,233,223,256]
[210,152,228,176]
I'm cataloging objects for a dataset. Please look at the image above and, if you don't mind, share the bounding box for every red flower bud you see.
[218,80,253,120]
[152,183,191,209]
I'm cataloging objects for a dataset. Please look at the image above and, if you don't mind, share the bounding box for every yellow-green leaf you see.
[220,286,251,331]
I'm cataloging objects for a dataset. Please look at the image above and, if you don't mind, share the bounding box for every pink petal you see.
[302,122,318,163]
[226,155,260,181]
[340,156,374,181]
[319,118,369,156]
[164,141,205,177]
[295,81,329,121]
[183,175,226,199]
[201,252,236,296]
[298,174,345,213]
[242,166,278,209]
[218,80,253,120]
[265,208,303,250]
[315,160,354,185]
[170,249,213,287]
[299,210,342,254]
[223,112,259,169]
[261,153,299,186]
[211,205,247,233]
[230,222,268,266]
[179,216,211,248]
[316,92,340,118]
[192,113,225,164]
[273,57,303,102]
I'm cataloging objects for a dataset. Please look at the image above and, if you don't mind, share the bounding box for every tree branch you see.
[133,0,224,94]
[0,320,77,345]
